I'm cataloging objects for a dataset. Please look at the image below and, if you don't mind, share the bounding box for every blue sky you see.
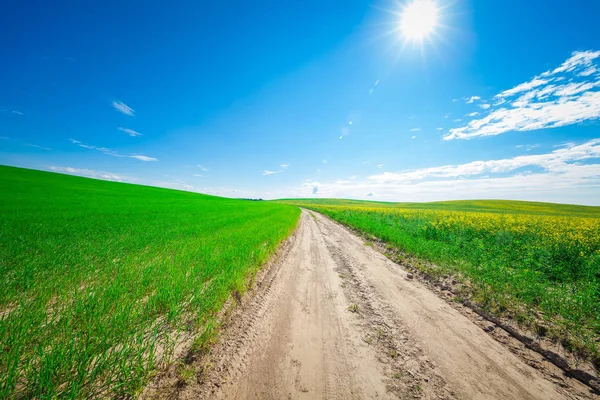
[2,0,600,205]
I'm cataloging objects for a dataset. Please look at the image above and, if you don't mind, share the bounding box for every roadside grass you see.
[0,165,300,398]
[280,199,600,366]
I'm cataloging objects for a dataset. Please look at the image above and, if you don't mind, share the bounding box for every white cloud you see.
[369,139,600,182]
[48,166,128,182]
[118,127,142,137]
[197,165,209,171]
[23,143,52,151]
[479,104,491,110]
[467,112,479,117]
[263,164,290,175]
[2,136,51,150]
[377,164,384,169]
[515,144,541,152]
[446,50,600,140]
[70,139,157,161]
[466,96,481,104]
[12,110,23,115]
[579,66,598,77]
[262,170,283,176]
[410,128,420,132]
[323,159,328,164]
[542,50,600,76]
[129,155,157,162]
[112,100,135,116]
[497,79,549,98]
[285,138,600,205]
[193,174,203,177]
[411,135,416,139]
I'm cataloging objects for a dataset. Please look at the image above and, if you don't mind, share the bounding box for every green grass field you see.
[3,166,599,398]
[0,166,300,398]
[280,198,600,366]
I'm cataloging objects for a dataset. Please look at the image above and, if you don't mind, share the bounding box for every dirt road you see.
[173,210,595,399]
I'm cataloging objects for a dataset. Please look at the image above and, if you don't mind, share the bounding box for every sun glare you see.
[400,0,439,41]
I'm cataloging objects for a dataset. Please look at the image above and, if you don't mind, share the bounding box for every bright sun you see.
[400,0,439,41]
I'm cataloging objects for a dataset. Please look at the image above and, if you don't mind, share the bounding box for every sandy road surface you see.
[170,210,595,400]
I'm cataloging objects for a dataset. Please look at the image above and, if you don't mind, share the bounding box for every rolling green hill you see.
[0,165,300,398]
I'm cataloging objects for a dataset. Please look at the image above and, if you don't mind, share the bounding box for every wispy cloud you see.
[193,174,203,177]
[23,143,52,151]
[118,127,142,137]
[410,128,420,132]
[515,144,541,151]
[112,100,135,116]
[261,164,288,176]
[323,159,328,164]
[48,166,129,182]
[12,110,23,115]
[70,139,157,161]
[446,50,600,140]
[197,164,209,172]
[1,136,51,150]
[466,96,481,104]
[262,170,283,176]
[479,104,491,110]
[411,135,416,139]
[130,155,157,162]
